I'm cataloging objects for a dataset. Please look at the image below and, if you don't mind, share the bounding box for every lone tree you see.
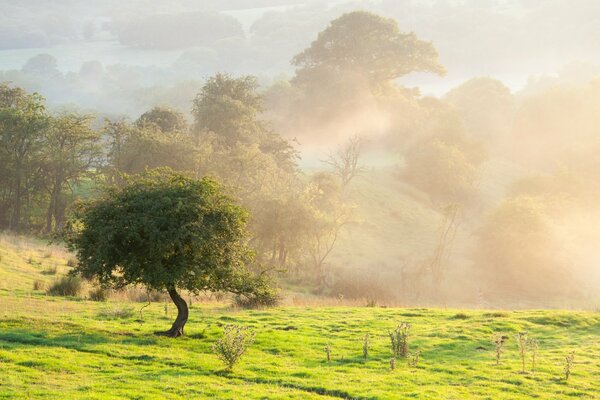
[65,168,274,337]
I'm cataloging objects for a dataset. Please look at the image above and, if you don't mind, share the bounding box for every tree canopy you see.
[292,11,445,87]
[66,169,274,337]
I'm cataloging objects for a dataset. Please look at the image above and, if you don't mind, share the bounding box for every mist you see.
[2,0,600,309]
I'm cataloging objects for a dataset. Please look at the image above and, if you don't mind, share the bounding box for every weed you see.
[389,322,411,358]
[66,258,77,268]
[365,297,377,307]
[43,251,52,259]
[212,324,256,371]
[390,357,396,371]
[33,280,44,291]
[516,332,528,373]
[324,344,332,364]
[493,333,508,366]
[408,350,421,367]
[453,312,469,319]
[47,276,82,297]
[529,338,539,373]
[564,352,575,381]
[362,333,369,360]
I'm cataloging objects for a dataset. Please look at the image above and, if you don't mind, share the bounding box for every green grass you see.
[1,235,600,399]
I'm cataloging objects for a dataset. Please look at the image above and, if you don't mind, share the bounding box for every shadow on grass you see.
[0,327,158,355]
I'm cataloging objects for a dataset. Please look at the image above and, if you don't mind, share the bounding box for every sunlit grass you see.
[1,236,599,399]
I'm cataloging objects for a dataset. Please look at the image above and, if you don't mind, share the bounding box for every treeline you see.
[0,75,354,287]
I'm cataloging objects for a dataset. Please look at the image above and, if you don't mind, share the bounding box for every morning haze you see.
[1,1,600,398]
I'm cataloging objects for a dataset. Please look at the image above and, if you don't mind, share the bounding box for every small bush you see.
[33,280,44,291]
[43,252,53,259]
[212,325,255,371]
[389,322,411,358]
[41,266,57,275]
[47,276,82,297]
[66,258,77,268]
[362,334,369,360]
[97,307,135,320]
[453,312,469,319]
[124,287,165,303]
[89,287,109,302]
[233,290,280,309]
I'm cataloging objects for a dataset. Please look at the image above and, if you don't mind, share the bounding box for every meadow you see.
[1,234,599,399]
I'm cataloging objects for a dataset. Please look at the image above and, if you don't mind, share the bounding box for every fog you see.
[2,0,600,308]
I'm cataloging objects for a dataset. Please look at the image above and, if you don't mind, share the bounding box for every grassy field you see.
[1,234,600,399]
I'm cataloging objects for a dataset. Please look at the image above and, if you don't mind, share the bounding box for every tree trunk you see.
[155,287,188,338]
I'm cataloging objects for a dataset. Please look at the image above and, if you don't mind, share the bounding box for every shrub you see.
[389,322,411,358]
[365,297,377,307]
[97,307,135,320]
[233,289,280,309]
[124,287,165,303]
[41,266,57,275]
[66,258,77,268]
[89,287,109,302]
[47,276,82,297]
[33,280,44,291]
[212,325,255,371]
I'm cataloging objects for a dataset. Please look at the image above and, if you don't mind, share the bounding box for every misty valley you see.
[1,1,600,399]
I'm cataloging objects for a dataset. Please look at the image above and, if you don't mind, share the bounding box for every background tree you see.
[135,106,188,133]
[192,73,264,147]
[292,11,445,88]
[304,172,354,288]
[0,83,49,231]
[41,112,102,233]
[103,117,199,179]
[323,135,366,189]
[66,169,274,338]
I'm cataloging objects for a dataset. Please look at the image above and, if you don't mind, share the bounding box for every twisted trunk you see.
[155,287,188,338]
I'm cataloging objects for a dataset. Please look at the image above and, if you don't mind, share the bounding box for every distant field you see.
[1,235,600,399]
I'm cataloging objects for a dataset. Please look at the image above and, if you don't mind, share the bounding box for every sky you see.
[1,1,599,98]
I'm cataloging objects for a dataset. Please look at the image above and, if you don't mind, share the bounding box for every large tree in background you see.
[192,73,264,147]
[66,169,274,338]
[292,11,445,87]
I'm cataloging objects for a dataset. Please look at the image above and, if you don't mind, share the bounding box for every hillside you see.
[1,235,600,399]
